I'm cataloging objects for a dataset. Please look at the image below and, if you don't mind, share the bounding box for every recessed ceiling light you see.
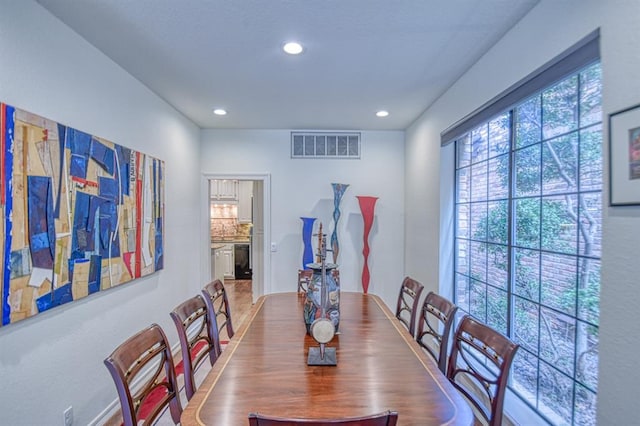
[283,42,304,55]
[213,109,227,116]
[376,110,389,117]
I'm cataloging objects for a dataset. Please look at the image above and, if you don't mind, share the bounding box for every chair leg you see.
[169,398,182,424]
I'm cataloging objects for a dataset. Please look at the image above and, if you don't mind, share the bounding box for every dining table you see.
[181,291,473,425]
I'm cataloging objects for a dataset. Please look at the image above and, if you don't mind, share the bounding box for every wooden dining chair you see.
[331,268,340,286]
[297,269,313,293]
[202,279,234,354]
[170,294,219,400]
[416,291,458,374]
[395,276,424,337]
[446,315,519,426]
[248,410,398,425]
[104,323,182,426]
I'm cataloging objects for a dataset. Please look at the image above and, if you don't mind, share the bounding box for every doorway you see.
[203,174,270,303]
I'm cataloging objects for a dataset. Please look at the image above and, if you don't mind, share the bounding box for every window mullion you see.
[570,69,584,426]
[536,91,544,413]
[507,110,515,341]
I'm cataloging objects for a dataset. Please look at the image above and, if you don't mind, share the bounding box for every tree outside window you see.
[454,63,601,425]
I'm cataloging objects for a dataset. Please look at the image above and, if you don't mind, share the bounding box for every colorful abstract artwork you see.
[303,266,340,334]
[0,103,164,327]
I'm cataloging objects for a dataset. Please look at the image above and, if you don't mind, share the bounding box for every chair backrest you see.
[104,324,182,426]
[298,269,313,293]
[446,316,519,426]
[248,410,398,425]
[202,279,234,354]
[395,277,424,337]
[416,291,458,374]
[170,294,219,400]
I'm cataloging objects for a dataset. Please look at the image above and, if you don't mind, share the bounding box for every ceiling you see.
[36,0,540,131]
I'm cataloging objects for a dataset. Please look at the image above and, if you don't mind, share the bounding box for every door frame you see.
[201,173,271,301]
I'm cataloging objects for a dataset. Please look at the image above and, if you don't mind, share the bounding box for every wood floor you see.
[220,278,254,341]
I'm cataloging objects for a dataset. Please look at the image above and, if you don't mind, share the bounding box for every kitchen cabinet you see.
[211,179,238,201]
[213,244,235,280]
[221,245,235,278]
[212,246,223,281]
[237,181,253,223]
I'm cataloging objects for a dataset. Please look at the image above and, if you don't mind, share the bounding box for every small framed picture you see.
[609,103,640,205]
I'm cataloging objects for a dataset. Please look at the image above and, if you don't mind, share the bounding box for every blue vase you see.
[330,183,349,264]
[300,217,316,270]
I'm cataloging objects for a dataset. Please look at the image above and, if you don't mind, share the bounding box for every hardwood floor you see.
[221,278,253,340]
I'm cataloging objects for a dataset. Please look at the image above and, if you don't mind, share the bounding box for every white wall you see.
[200,129,405,308]
[405,0,640,423]
[0,1,201,425]
[8,0,639,423]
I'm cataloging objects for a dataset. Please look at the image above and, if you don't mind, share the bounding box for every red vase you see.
[356,196,378,294]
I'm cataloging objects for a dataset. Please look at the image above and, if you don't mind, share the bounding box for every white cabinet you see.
[237,181,253,223]
[210,179,238,201]
[214,244,235,279]
[213,247,224,281]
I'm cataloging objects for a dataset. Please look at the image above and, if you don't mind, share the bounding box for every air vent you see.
[291,132,360,159]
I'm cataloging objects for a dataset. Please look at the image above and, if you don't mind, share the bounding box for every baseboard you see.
[88,400,120,426]
[89,340,184,426]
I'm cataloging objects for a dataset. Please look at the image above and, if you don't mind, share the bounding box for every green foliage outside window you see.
[455,63,601,425]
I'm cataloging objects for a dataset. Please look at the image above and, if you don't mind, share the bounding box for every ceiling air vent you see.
[291,132,360,159]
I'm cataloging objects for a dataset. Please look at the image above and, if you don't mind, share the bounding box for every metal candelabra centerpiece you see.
[307,226,337,366]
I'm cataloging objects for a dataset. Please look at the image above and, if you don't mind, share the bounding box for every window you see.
[453,62,601,425]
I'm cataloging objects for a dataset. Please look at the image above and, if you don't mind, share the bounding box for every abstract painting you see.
[0,103,164,326]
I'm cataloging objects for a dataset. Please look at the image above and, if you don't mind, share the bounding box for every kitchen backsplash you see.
[210,204,252,240]
[211,219,251,241]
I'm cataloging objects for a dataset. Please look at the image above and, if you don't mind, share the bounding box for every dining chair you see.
[248,410,398,425]
[446,315,519,426]
[170,294,219,400]
[297,269,313,293]
[415,291,458,374]
[331,268,340,285]
[202,279,234,354]
[104,323,182,426]
[395,276,424,337]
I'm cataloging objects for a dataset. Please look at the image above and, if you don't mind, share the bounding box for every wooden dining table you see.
[181,292,473,425]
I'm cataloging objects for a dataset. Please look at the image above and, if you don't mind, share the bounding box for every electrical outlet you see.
[63,406,73,426]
